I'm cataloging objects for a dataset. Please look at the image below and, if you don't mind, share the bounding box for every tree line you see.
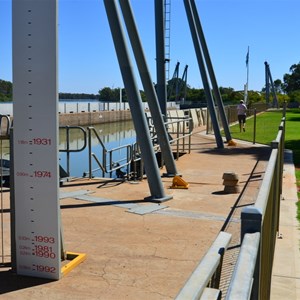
[1,62,300,106]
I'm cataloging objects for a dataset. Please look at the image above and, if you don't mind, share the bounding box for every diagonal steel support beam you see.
[119,0,178,177]
[103,0,172,202]
[155,0,167,117]
[190,0,232,143]
[184,0,224,148]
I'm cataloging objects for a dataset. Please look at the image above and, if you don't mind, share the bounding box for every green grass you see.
[227,108,300,220]
[284,109,300,221]
[284,108,300,167]
[296,169,300,201]
[297,201,300,222]
[229,110,284,145]
[296,169,300,209]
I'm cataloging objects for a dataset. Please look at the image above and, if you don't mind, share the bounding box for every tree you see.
[287,90,300,103]
[277,93,290,107]
[186,87,206,102]
[98,87,115,101]
[273,79,283,94]
[219,87,237,103]
[248,91,264,105]
[0,79,12,102]
[283,63,300,93]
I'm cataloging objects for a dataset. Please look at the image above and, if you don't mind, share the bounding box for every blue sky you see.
[0,0,299,94]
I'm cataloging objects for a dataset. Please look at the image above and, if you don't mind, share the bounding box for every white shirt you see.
[237,103,247,116]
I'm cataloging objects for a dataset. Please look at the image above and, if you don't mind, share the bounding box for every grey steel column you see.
[155,0,167,117]
[9,129,16,271]
[265,61,270,105]
[183,0,224,148]
[119,0,178,177]
[190,0,232,143]
[266,63,278,108]
[103,0,172,202]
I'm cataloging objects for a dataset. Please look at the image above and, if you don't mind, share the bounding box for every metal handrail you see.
[166,116,193,158]
[87,126,133,179]
[59,126,87,176]
[239,116,285,300]
[0,115,11,138]
[59,126,87,153]
[147,115,193,161]
[175,231,232,300]
[225,232,260,299]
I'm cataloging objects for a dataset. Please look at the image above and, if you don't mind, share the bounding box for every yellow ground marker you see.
[228,139,237,146]
[170,176,189,189]
[61,252,87,276]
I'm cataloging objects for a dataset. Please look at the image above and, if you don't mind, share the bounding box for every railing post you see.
[88,127,92,179]
[225,232,261,300]
[282,101,286,117]
[241,206,262,300]
[271,135,282,234]
[66,126,70,176]
[253,108,256,144]
[279,118,286,196]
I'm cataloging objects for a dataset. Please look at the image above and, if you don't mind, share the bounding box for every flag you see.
[246,47,249,67]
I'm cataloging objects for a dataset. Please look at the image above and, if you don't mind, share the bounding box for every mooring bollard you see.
[222,172,240,194]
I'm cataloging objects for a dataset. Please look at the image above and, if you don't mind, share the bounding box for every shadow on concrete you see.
[0,270,52,295]
[199,145,271,162]
[219,159,261,233]
[60,199,148,210]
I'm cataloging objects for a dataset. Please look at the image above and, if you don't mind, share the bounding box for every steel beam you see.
[183,0,224,148]
[103,0,172,202]
[119,0,178,177]
[155,0,167,117]
[190,0,232,143]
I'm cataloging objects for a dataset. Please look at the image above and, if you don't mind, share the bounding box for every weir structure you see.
[8,0,232,280]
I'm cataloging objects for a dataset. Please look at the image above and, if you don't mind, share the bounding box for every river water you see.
[59,120,136,178]
[0,120,136,179]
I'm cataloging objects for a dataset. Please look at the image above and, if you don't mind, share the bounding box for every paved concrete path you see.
[1,131,299,299]
[271,150,300,299]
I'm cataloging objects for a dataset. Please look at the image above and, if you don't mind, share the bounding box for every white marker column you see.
[12,0,61,279]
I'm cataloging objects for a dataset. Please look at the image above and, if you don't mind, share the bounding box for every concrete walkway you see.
[0,131,299,299]
[271,149,300,299]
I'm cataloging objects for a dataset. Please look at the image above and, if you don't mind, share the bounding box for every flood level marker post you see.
[12,0,61,279]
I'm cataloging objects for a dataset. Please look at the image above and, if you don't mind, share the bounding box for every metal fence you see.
[0,101,179,116]
[206,103,268,134]
[175,111,285,300]
[228,116,285,300]
[175,231,232,300]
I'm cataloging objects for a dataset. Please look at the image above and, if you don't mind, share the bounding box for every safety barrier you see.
[59,126,87,176]
[0,115,11,138]
[227,116,285,299]
[225,232,260,299]
[175,112,285,299]
[0,101,179,116]
[86,126,133,179]
[175,231,231,300]
[146,111,195,162]
[85,114,196,179]
[206,103,268,134]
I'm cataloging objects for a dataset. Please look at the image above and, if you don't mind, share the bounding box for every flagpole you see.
[244,46,249,104]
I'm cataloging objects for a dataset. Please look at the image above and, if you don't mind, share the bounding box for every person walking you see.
[237,100,247,132]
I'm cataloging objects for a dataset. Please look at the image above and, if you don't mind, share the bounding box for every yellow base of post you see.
[61,251,87,276]
[170,176,189,189]
[228,139,237,146]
